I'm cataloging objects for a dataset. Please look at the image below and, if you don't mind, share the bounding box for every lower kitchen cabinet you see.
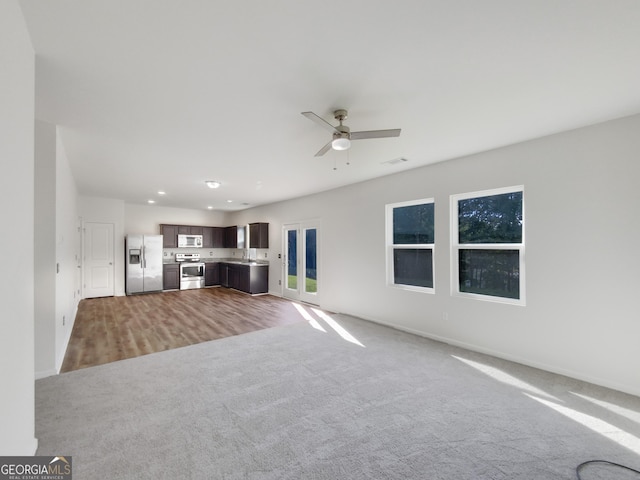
[248,266,268,294]
[220,263,268,294]
[163,264,180,290]
[204,262,220,287]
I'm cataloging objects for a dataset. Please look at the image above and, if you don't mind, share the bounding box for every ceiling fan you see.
[301,109,401,157]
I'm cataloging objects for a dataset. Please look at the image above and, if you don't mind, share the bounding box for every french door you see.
[283,221,319,304]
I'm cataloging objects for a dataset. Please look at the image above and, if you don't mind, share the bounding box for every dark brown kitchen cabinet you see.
[228,264,244,291]
[219,263,268,294]
[203,227,225,248]
[249,222,269,249]
[224,226,238,248]
[163,264,180,290]
[248,265,268,294]
[178,225,203,235]
[204,262,220,286]
[203,227,213,248]
[212,227,224,247]
[160,225,179,248]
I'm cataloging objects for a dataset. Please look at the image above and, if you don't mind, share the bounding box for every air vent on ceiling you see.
[381,157,408,165]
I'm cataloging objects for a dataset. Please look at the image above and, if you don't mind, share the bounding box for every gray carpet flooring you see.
[35,311,640,479]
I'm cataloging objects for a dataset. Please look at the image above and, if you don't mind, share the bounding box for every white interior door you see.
[83,222,115,298]
[283,221,319,305]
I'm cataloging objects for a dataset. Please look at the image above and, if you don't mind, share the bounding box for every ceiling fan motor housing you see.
[335,124,350,137]
[334,109,348,122]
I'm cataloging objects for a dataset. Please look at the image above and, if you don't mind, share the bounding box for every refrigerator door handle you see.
[142,245,146,269]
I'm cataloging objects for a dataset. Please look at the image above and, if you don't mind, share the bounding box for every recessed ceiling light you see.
[226,199,233,203]
[147,199,155,204]
[205,181,221,189]
[207,206,213,210]
[157,191,166,195]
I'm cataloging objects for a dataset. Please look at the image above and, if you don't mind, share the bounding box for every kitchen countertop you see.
[163,258,269,266]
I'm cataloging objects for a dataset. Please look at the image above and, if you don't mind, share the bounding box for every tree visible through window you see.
[386,199,435,291]
[452,187,524,304]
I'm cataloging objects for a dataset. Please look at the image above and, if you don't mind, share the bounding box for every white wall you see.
[124,203,229,235]
[34,120,57,377]
[55,129,79,371]
[34,122,80,379]
[231,114,640,397]
[0,0,38,455]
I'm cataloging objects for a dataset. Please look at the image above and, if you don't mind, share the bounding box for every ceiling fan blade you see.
[351,128,401,140]
[302,111,339,133]
[314,141,333,157]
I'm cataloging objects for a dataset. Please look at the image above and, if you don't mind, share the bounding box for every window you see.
[451,186,524,304]
[386,199,435,292]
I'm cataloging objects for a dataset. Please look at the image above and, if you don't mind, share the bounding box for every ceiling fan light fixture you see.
[332,137,351,151]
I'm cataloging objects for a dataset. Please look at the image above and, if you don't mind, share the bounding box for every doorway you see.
[83,222,115,298]
[283,221,319,305]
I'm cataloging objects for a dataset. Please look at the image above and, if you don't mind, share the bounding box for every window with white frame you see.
[386,199,434,292]
[451,186,524,304]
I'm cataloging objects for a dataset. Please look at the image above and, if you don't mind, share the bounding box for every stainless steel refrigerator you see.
[125,234,163,294]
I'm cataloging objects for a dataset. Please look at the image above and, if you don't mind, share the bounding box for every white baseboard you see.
[349,313,640,398]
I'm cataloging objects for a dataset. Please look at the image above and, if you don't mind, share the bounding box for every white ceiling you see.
[20,0,640,211]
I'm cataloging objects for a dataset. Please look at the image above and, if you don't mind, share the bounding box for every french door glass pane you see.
[305,229,317,293]
[458,249,520,299]
[287,230,297,289]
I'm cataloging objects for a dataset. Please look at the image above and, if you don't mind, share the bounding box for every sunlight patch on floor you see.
[570,391,640,425]
[291,302,326,332]
[291,302,365,347]
[311,308,365,347]
[452,355,559,401]
[526,393,640,454]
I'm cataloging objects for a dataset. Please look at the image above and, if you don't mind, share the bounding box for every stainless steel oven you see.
[176,253,205,290]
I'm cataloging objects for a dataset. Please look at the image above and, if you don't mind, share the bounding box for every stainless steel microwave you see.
[177,234,203,248]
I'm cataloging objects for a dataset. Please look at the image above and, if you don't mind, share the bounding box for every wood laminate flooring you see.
[61,288,312,373]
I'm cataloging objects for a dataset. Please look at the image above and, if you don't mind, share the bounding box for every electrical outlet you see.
[264,252,267,258]
[278,280,281,285]
[63,315,66,326]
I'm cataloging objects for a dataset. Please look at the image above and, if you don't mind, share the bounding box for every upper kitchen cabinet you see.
[224,225,246,248]
[160,224,178,248]
[249,223,269,249]
[178,225,203,235]
[224,226,237,248]
[203,226,225,248]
